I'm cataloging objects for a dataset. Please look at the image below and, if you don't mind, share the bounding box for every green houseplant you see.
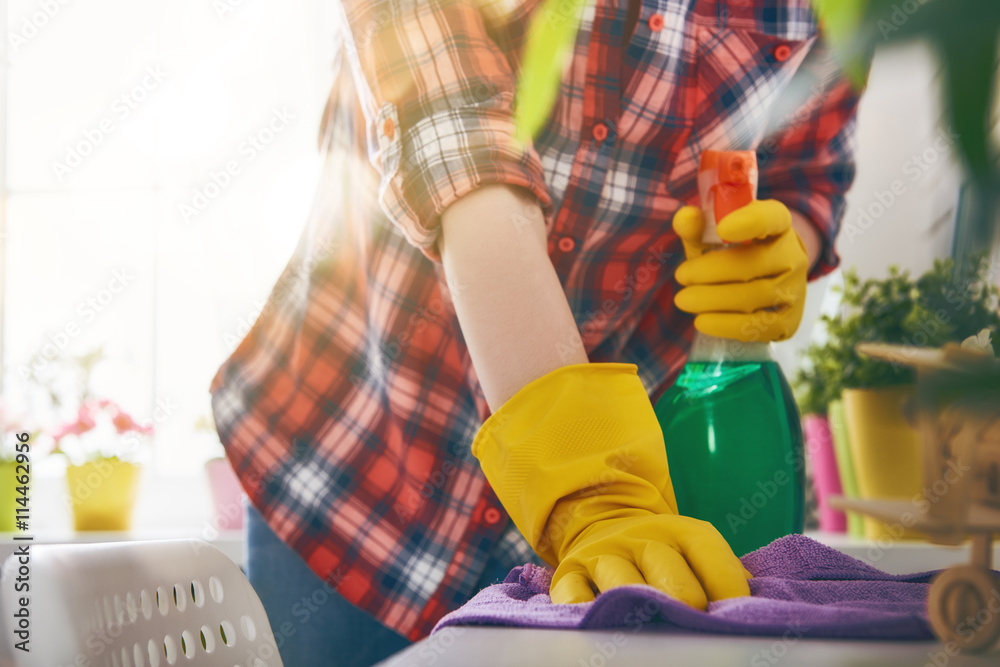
[796,258,1000,539]
[797,259,1000,399]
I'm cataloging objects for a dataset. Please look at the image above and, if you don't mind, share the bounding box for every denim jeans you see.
[245,503,516,667]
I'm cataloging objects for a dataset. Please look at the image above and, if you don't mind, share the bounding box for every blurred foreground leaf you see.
[514,0,587,143]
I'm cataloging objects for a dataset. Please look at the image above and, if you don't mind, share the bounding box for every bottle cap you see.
[697,150,758,243]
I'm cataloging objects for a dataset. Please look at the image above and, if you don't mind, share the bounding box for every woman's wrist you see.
[790,208,822,275]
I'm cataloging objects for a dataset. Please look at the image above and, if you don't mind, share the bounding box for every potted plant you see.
[793,344,849,534]
[53,397,152,531]
[0,399,37,533]
[198,413,245,532]
[23,346,154,531]
[799,259,1000,540]
[0,438,19,533]
[809,0,999,540]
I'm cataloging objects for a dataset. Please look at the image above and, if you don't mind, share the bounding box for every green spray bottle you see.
[654,150,804,556]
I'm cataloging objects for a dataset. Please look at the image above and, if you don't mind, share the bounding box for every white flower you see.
[960,328,994,356]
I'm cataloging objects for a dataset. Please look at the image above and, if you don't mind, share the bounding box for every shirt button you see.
[483,507,502,525]
[383,118,395,139]
[772,44,792,63]
[557,236,576,252]
[647,13,664,32]
[592,122,609,143]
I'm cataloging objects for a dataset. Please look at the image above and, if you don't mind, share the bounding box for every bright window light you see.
[1,0,338,475]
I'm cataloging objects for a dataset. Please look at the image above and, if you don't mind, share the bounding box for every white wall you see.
[775,40,963,372]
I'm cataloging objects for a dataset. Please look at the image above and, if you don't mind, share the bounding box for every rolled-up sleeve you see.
[337,0,553,262]
[756,40,862,280]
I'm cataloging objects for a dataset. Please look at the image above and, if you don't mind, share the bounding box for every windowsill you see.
[807,530,999,574]
[8,465,249,568]
[25,464,243,531]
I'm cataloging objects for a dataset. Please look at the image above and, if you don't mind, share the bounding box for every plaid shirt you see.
[211,0,860,641]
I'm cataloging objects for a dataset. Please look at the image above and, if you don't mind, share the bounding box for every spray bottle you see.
[654,151,804,556]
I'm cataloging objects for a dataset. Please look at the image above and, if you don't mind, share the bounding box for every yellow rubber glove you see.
[672,200,808,343]
[472,363,751,607]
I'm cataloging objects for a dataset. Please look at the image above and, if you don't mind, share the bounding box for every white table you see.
[378,532,1000,666]
[377,627,996,666]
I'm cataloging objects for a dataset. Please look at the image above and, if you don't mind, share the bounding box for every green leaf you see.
[514,0,588,144]
[810,0,872,88]
[811,0,867,45]
[940,31,997,180]
[793,256,1000,408]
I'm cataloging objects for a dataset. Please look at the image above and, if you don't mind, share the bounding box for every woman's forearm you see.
[438,184,588,411]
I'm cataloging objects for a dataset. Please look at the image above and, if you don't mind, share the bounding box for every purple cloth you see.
[433,535,943,640]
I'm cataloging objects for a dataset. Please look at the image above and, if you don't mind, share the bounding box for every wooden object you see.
[829,340,1000,653]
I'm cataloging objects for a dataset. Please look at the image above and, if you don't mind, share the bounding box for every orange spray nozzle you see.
[697,151,759,243]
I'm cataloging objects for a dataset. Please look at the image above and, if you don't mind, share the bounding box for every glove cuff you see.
[472,363,678,565]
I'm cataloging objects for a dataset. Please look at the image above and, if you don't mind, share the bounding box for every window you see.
[1,0,338,477]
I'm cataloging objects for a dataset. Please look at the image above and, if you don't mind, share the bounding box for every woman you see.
[211,1,860,664]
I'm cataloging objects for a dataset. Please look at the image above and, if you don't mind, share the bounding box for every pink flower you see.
[51,418,95,440]
[51,403,98,441]
[50,395,154,453]
[112,411,137,434]
[112,409,154,436]
[76,403,98,430]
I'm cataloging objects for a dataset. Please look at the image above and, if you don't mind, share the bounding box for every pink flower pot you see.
[205,457,245,531]
[803,414,847,533]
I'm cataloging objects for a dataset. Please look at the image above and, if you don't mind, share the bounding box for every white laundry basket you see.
[0,539,283,667]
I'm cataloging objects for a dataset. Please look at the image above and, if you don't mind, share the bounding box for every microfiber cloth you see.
[433,534,947,640]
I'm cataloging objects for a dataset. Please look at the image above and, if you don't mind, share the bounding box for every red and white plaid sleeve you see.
[336,0,553,261]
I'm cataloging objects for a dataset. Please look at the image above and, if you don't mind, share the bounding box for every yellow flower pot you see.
[842,386,923,542]
[66,459,141,531]
[0,461,20,532]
